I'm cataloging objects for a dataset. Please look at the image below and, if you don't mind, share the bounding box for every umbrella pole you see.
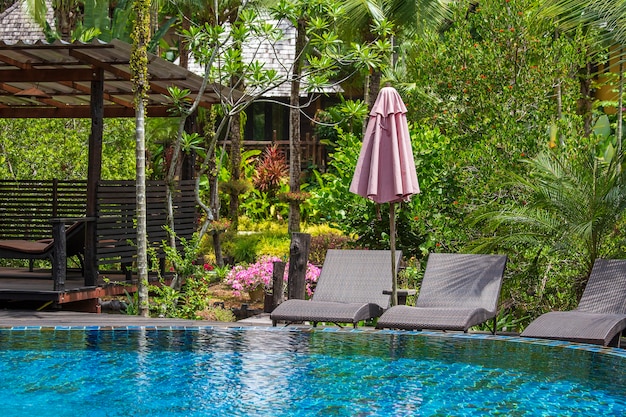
[390,202,398,307]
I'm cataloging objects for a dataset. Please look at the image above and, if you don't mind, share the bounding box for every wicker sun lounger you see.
[376,253,507,333]
[270,249,401,328]
[521,258,626,347]
[0,221,86,270]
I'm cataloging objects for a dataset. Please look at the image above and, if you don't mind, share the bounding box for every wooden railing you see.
[220,137,328,170]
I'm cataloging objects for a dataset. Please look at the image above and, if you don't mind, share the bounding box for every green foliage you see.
[148,275,232,320]
[225,229,291,264]
[303,0,610,326]
[308,232,352,265]
[149,281,182,318]
[309,128,365,227]
[470,146,626,276]
[124,290,139,316]
[147,231,236,320]
[0,118,135,180]
[230,234,260,264]
[315,99,368,145]
[160,231,204,287]
[197,306,236,322]
[238,186,290,222]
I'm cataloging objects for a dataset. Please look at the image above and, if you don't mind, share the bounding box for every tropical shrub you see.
[309,233,352,266]
[252,144,288,193]
[226,255,321,297]
[469,144,626,317]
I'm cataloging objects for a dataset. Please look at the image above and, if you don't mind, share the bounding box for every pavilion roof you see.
[0,38,236,118]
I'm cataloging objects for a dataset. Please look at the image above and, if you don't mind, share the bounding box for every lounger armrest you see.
[383,289,417,306]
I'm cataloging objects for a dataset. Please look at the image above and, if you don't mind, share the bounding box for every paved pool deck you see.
[0,309,274,329]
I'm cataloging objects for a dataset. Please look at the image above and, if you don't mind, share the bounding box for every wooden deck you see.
[0,266,139,313]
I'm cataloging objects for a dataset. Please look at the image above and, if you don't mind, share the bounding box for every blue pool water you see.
[1,328,625,416]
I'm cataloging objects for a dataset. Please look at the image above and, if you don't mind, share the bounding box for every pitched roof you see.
[0,39,239,118]
[0,0,54,43]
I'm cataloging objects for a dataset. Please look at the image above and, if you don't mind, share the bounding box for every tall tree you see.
[130,0,151,317]
[269,0,391,233]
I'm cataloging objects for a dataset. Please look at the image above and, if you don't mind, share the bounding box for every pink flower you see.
[226,255,321,298]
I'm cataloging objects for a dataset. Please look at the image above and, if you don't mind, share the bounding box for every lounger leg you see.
[609,332,622,348]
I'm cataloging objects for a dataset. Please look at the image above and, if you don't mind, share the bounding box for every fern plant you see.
[471,147,626,279]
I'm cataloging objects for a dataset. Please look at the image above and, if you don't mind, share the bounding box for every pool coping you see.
[1,310,625,359]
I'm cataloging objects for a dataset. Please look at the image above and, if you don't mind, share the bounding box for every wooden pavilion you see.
[0,39,233,312]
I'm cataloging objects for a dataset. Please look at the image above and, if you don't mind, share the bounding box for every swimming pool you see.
[0,327,625,416]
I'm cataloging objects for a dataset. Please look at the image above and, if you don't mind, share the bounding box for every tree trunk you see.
[368,69,382,112]
[209,152,224,266]
[287,233,311,300]
[288,18,306,234]
[179,16,190,69]
[229,112,242,231]
[617,52,624,155]
[212,230,223,267]
[131,0,151,317]
[135,98,149,317]
[578,62,595,137]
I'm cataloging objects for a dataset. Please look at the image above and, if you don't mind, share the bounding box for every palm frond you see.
[469,150,626,263]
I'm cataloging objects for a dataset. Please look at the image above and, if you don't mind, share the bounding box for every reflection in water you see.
[0,329,625,416]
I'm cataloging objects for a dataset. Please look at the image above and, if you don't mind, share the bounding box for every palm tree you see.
[340,0,450,109]
[470,149,626,285]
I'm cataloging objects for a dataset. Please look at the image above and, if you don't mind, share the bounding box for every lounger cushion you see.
[521,311,626,346]
[270,299,384,325]
[376,305,493,331]
[520,259,626,347]
[0,239,53,254]
[270,249,399,326]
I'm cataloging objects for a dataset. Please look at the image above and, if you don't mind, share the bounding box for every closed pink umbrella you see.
[349,86,420,306]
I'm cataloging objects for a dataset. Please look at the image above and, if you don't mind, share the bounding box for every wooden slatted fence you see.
[96,180,197,266]
[0,180,87,240]
[0,179,197,271]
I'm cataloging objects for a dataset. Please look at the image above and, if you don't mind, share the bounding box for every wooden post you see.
[51,219,67,292]
[287,233,311,300]
[270,261,286,312]
[85,69,104,287]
